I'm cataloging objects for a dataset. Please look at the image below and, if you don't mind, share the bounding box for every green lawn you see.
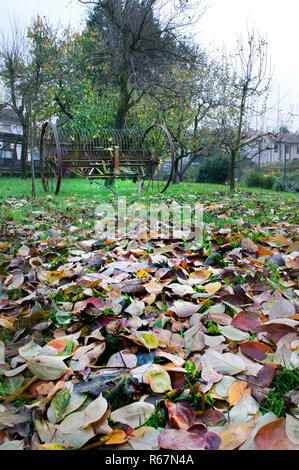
[0,177,298,201]
[0,177,298,231]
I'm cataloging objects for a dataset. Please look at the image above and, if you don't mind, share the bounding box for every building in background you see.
[242,130,299,168]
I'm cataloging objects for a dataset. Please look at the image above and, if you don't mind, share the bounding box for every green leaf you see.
[137,333,159,350]
[47,387,71,424]
[146,366,172,393]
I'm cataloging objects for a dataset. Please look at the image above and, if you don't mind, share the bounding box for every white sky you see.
[1,0,298,130]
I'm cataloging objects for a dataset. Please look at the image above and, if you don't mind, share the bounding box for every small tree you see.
[215,31,273,191]
[0,17,59,177]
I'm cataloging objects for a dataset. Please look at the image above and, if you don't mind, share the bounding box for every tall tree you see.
[79,0,206,128]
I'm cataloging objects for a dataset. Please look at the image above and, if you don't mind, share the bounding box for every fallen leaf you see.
[103,430,127,445]
[286,414,299,445]
[110,399,155,429]
[169,300,201,318]
[239,341,274,362]
[39,443,66,450]
[202,350,246,375]
[205,282,222,295]
[136,333,159,350]
[269,296,296,320]
[165,400,196,430]
[231,312,262,332]
[25,355,70,380]
[254,417,298,450]
[59,394,108,434]
[228,381,249,406]
[146,366,172,393]
[218,418,256,450]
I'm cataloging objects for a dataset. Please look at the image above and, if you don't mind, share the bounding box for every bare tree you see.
[0,22,30,177]
[0,17,59,177]
[215,30,273,191]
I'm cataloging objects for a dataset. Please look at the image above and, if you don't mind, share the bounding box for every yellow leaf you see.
[39,443,66,450]
[104,430,127,445]
[137,333,159,350]
[46,271,67,284]
[0,318,15,329]
[228,381,250,406]
[205,282,222,295]
[137,269,149,278]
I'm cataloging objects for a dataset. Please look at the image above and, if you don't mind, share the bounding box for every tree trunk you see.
[173,152,201,184]
[115,68,130,130]
[21,122,29,179]
[229,150,237,191]
[229,149,236,191]
[111,69,131,186]
[172,157,181,184]
[11,143,17,177]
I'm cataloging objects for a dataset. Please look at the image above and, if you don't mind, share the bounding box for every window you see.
[274,144,278,153]
[297,144,299,154]
[285,145,290,154]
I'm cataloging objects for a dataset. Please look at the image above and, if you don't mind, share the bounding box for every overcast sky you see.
[1,0,298,130]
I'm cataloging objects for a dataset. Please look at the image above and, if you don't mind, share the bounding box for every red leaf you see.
[239,341,274,361]
[255,364,277,387]
[231,311,262,332]
[187,425,221,450]
[165,400,196,430]
[46,338,67,354]
[255,323,296,344]
[158,427,220,450]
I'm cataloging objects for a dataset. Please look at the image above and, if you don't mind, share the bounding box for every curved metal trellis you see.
[40,122,175,195]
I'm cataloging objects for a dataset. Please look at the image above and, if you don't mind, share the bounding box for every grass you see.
[260,367,299,417]
[1,177,298,232]
[0,177,298,201]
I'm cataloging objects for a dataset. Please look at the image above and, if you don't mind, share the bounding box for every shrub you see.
[274,180,299,192]
[244,170,276,189]
[261,175,276,189]
[244,170,264,188]
[197,153,229,184]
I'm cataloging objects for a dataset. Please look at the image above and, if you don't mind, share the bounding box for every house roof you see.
[279,134,299,144]
[0,105,21,127]
[244,128,299,145]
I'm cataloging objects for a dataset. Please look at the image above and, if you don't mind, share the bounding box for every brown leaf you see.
[218,418,256,450]
[240,238,258,253]
[208,312,232,326]
[248,364,277,387]
[239,341,274,362]
[254,418,298,450]
[255,323,296,344]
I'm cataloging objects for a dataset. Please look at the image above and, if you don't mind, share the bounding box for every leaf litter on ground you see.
[0,190,298,450]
